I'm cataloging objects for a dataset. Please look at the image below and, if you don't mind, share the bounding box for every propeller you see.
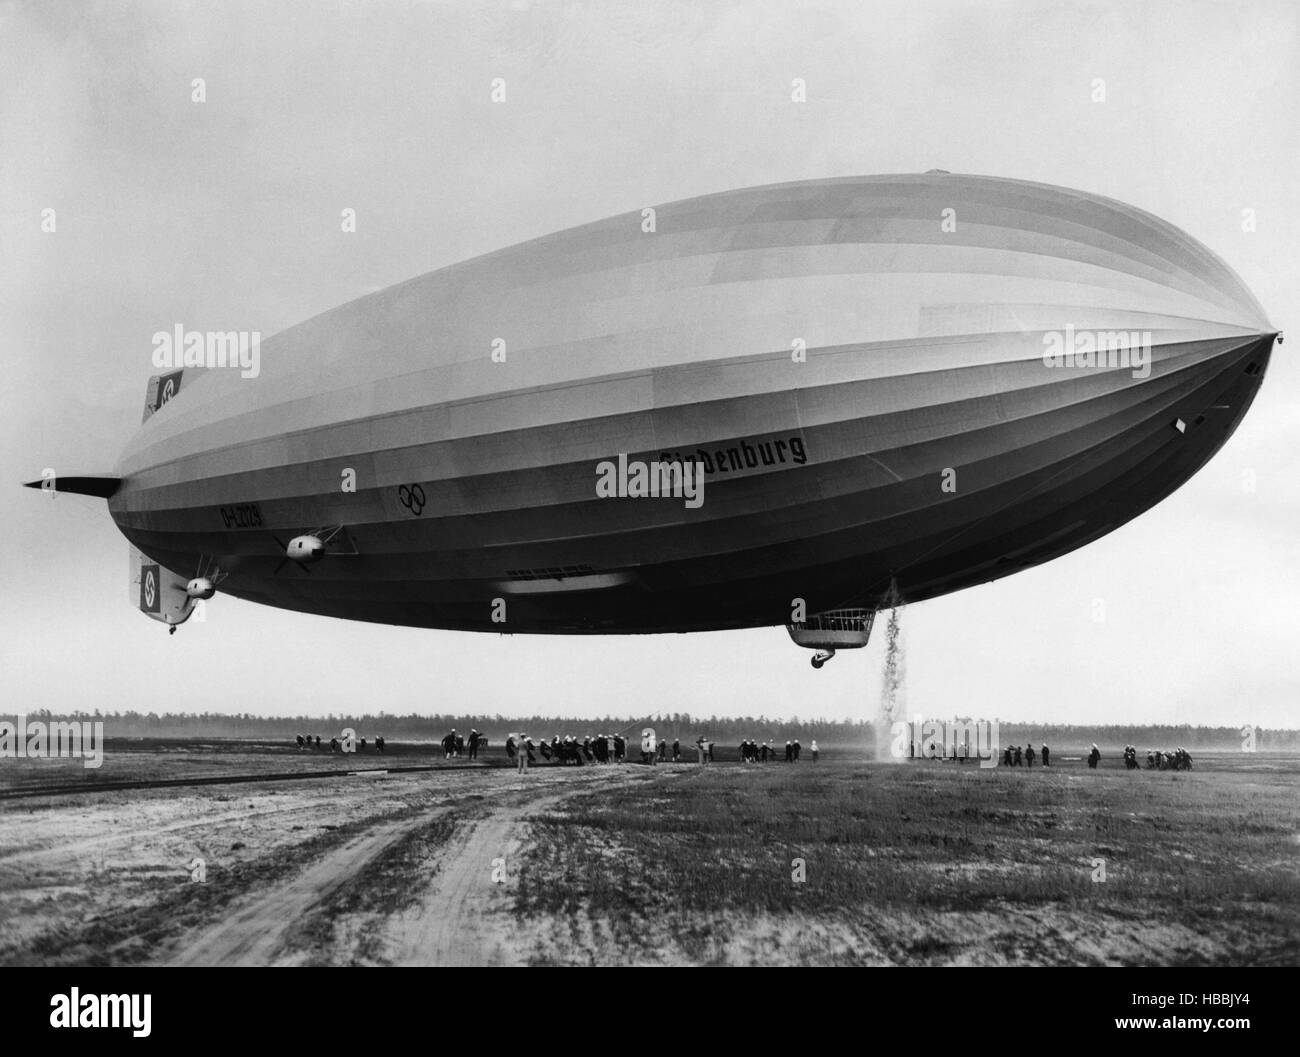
[271,536,309,576]
[272,534,323,575]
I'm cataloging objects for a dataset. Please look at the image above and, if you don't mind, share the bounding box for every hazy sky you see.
[2,0,1296,728]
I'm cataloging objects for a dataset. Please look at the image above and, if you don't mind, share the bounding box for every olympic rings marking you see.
[397,483,426,516]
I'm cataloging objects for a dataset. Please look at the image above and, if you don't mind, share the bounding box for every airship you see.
[26,173,1278,666]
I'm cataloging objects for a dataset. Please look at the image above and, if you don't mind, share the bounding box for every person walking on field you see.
[1025,744,1035,768]
[517,734,529,773]
[811,740,819,762]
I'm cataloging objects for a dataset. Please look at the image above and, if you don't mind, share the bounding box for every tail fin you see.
[22,474,120,498]
[142,368,185,422]
[129,545,197,630]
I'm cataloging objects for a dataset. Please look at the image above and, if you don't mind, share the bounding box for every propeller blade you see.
[271,535,289,575]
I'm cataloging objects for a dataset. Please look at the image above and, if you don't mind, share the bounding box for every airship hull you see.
[106,174,1276,633]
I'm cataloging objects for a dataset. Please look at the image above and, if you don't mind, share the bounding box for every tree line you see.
[11,710,1299,750]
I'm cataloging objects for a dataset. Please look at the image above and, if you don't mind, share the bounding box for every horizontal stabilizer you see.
[23,474,121,498]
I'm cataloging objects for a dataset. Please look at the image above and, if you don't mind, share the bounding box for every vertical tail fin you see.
[142,369,185,422]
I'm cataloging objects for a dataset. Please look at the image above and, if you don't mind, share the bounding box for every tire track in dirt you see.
[154,770,615,966]
[386,769,651,967]
[162,815,426,967]
[140,767,664,966]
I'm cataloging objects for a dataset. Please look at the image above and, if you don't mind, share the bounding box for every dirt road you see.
[152,767,644,966]
[384,788,572,966]
[167,815,423,966]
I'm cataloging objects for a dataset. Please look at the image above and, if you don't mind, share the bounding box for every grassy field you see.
[513,752,1300,965]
